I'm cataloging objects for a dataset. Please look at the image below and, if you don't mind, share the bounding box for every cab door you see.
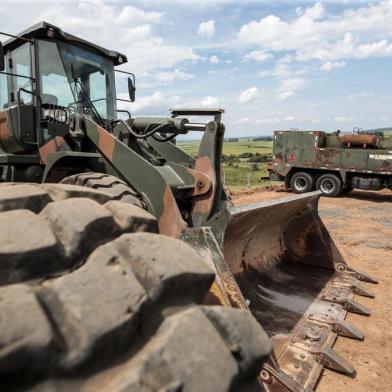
[8,42,38,150]
[0,67,11,152]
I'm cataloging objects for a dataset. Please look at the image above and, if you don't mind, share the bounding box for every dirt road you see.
[232,188,392,392]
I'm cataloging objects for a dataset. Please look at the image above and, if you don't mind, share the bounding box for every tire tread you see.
[0,183,270,391]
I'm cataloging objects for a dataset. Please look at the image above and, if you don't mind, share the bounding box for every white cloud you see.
[277,78,306,100]
[237,117,252,124]
[197,20,216,38]
[154,69,195,84]
[278,55,294,64]
[258,63,308,79]
[320,61,346,72]
[0,2,199,78]
[210,55,220,64]
[356,39,392,58]
[309,118,321,124]
[237,116,297,125]
[259,63,290,78]
[127,92,219,114]
[296,3,325,20]
[1,0,390,137]
[334,116,354,122]
[238,87,260,104]
[243,50,273,62]
[237,115,322,126]
[115,5,164,24]
[237,1,392,63]
[128,91,182,113]
[199,96,219,107]
[347,92,375,101]
[258,70,272,78]
[277,91,293,101]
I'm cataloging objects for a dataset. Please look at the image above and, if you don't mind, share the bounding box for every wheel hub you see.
[320,179,335,194]
[294,177,307,191]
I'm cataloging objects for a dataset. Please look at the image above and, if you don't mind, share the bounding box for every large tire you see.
[316,173,343,197]
[61,172,144,207]
[289,171,315,194]
[0,183,270,392]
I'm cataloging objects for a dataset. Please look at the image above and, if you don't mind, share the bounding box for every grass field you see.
[179,140,273,157]
[177,139,277,190]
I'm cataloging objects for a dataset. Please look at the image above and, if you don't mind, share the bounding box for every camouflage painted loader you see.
[0,22,377,391]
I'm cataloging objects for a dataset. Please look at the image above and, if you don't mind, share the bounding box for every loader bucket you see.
[209,191,377,391]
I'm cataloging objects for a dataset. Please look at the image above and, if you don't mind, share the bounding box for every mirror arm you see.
[115,69,135,76]
[115,69,136,102]
[115,69,136,85]
[116,98,134,103]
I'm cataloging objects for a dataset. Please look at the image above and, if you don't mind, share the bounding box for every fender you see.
[42,151,105,182]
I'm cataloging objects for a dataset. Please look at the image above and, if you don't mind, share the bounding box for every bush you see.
[222,154,239,164]
[238,152,253,159]
[253,136,273,141]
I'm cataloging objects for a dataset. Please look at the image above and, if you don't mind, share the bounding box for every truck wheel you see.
[289,172,315,193]
[0,183,270,392]
[316,173,343,197]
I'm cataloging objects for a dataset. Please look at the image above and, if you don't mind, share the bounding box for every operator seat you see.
[42,94,58,106]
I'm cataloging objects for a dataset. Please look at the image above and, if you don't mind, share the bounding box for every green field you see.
[177,139,278,190]
[179,139,273,156]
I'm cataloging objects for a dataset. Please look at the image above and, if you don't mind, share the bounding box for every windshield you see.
[58,42,116,121]
[39,40,75,108]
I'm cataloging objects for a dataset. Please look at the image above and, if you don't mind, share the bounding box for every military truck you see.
[0,22,376,392]
[268,129,392,196]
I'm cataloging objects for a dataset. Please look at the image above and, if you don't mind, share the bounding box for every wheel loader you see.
[0,22,377,391]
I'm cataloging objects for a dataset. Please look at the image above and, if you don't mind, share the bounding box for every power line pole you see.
[247,172,251,189]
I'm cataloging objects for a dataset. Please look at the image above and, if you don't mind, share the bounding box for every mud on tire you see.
[0,183,270,392]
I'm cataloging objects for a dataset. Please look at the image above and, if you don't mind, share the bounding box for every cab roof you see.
[3,21,127,65]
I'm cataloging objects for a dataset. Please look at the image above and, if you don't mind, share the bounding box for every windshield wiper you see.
[73,79,105,128]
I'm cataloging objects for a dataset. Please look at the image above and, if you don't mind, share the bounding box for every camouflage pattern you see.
[269,130,392,189]
[0,110,11,151]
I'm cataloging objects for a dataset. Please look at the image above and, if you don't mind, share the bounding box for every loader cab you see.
[39,39,117,121]
[0,22,134,152]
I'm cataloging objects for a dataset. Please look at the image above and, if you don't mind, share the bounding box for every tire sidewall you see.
[316,174,342,197]
[290,172,314,194]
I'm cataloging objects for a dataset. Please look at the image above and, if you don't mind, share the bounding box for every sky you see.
[1,0,392,137]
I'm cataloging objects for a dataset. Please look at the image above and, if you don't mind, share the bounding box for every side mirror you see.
[0,42,5,72]
[128,75,136,102]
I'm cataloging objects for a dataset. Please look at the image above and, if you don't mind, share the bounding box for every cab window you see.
[0,73,8,109]
[11,43,32,104]
[89,71,108,118]
[38,40,74,107]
